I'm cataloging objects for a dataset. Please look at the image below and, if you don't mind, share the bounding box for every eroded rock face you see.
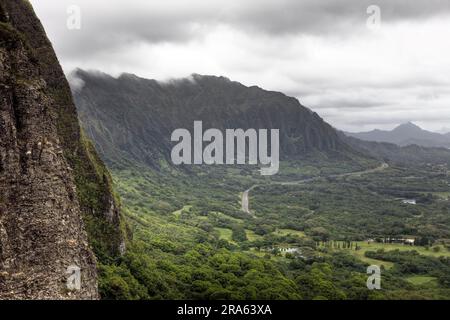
[74,71,352,171]
[0,0,106,299]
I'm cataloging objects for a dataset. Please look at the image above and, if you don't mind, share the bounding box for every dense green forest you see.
[95,157,450,300]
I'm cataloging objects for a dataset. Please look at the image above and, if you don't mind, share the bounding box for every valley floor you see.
[100,159,450,300]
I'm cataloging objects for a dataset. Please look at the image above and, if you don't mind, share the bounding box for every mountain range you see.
[73,70,450,170]
[345,122,450,149]
[72,69,360,170]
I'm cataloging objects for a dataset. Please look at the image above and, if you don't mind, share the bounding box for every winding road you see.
[241,163,389,216]
[241,186,257,217]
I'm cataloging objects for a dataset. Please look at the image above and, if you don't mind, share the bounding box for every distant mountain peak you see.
[345,122,450,148]
[394,122,422,131]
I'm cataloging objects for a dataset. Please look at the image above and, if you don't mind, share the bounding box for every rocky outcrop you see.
[0,0,125,299]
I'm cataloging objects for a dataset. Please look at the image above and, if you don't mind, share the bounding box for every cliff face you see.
[74,70,352,170]
[0,0,125,299]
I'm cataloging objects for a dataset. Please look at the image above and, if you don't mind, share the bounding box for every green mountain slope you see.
[342,133,450,167]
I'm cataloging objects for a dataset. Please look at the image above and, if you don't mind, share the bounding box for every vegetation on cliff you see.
[0,0,127,298]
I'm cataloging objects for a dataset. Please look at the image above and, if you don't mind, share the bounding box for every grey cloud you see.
[67,71,86,93]
[230,0,450,37]
[309,98,390,110]
[29,0,450,132]
[33,0,450,58]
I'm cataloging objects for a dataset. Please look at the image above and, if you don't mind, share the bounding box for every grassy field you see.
[273,229,306,238]
[215,227,263,242]
[172,205,193,218]
[430,192,450,200]
[245,248,291,263]
[246,229,263,241]
[319,241,450,269]
[214,211,244,223]
[355,242,450,258]
[215,227,234,242]
[405,275,438,286]
[351,245,395,269]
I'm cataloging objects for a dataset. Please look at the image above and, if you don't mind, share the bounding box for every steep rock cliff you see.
[0,0,125,299]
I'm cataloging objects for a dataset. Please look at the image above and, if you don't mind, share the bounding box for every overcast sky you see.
[30,0,450,132]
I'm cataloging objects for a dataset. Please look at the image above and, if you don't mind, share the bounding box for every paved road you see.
[241,163,389,216]
[241,186,257,217]
[241,189,251,215]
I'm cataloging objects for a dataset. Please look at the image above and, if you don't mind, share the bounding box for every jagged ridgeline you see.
[74,69,450,173]
[0,0,126,299]
[73,70,368,171]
